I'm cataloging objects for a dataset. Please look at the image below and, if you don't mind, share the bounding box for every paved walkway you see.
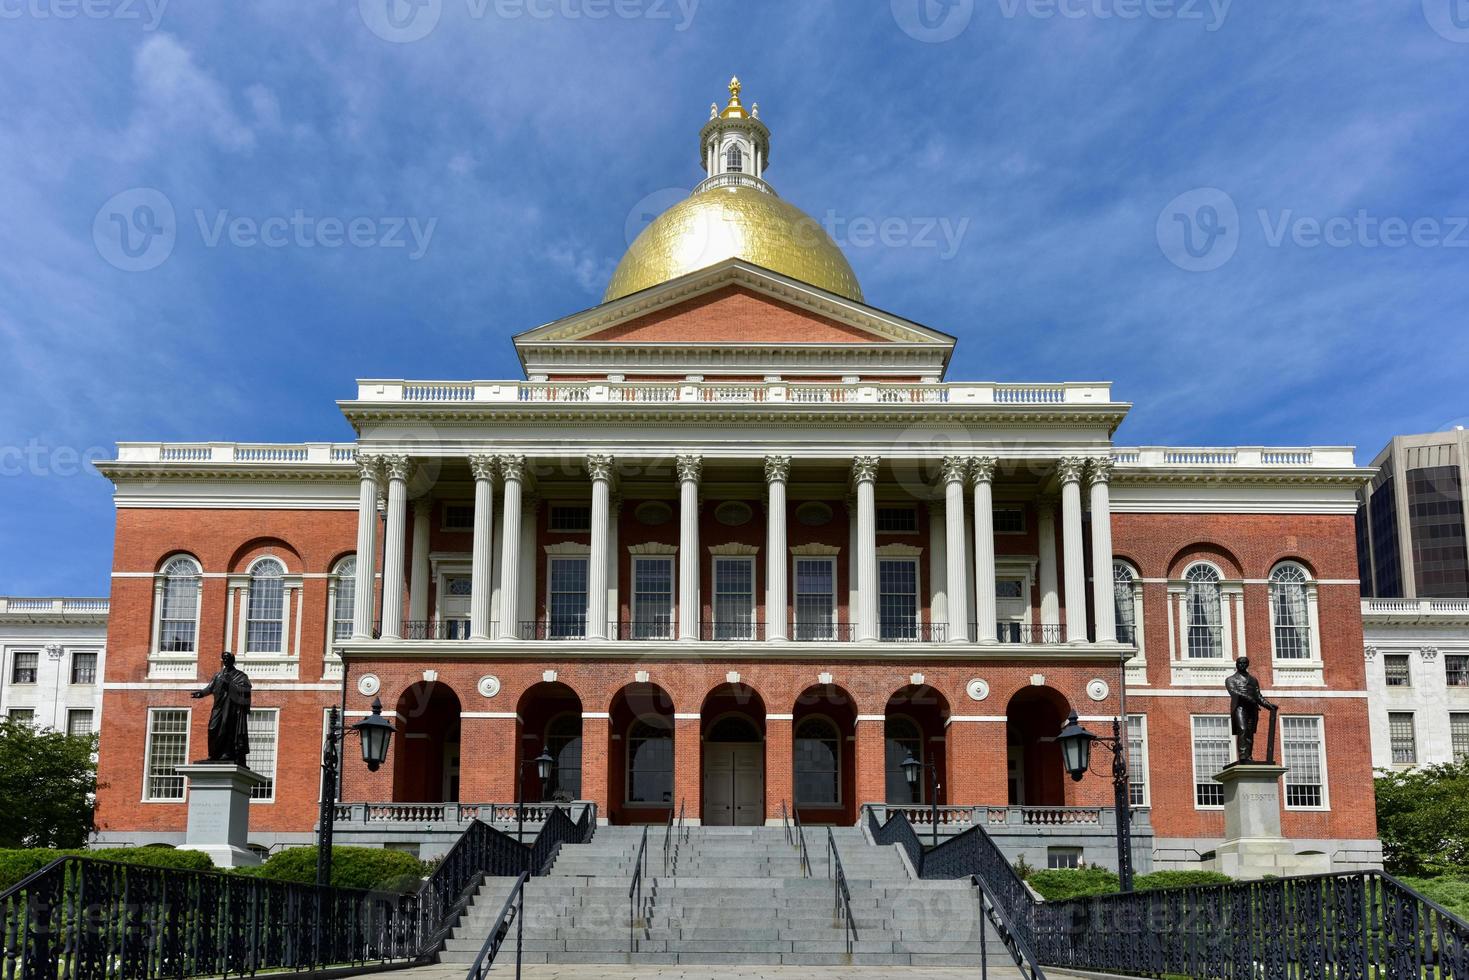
[391,964,1052,980]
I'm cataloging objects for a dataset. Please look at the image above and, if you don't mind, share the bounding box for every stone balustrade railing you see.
[0,597,110,615]
[1363,597,1469,617]
[1111,446,1354,468]
[330,801,591,826]
[115,442,357,464]
[866,804,1152,832]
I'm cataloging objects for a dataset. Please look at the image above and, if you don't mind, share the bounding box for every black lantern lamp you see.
[1054,710,1134,891]
[899,750,941,848]
[517,747,558,843]
[535,748,554,786]
[317,697,395,887]
[352,698,394,771]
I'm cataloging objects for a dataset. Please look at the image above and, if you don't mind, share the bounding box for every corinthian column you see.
[765,456,791,642]
[1089,458,1117,644]
[1058,457,1089,643]
[468,454,497,641]
[587,455,615,640]
[496,455,526,640]
[940,457,969,642]
[852,456,880,642]
[676,455,702,641]
[971,456,998,644]
[1037,501,1060,635]
[351,456,380,639]
[379,455,411,640]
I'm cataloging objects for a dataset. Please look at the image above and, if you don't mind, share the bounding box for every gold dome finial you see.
[729,76,741,98]
[720,75,747,118]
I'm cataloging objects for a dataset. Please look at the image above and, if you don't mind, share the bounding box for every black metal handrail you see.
[970,623,1066,644]
[628,825,649,951]
[662,799,677,876]
[791,801,812,877]
[463,871,527,980]
[790,620,858,642]
[826,827,859,955]
[699,620,767,641]
[879,622,948,642]
[780,800,793,846]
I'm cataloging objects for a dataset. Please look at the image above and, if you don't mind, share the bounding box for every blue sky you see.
[1,0,1467,595]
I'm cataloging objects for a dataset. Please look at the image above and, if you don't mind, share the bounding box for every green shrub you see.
[1135,870,1234,891]
[1402,875,1469,923]
[244,846,427,893]
[0,845,215,891]
[1027,866,1121,901]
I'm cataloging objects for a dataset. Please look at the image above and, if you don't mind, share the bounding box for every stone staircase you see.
[438,822,1010,968]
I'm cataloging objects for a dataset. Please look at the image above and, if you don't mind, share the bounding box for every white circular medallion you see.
[478,675,501,699]
[965,678,990,702]
[357,673,380,697]
[1086,679,1110,702]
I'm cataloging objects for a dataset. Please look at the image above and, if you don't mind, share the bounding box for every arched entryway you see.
[884,684,949,805]
[609,682,675,824]
[517,682,582,803]
[1006,685,1071,806]
[792,684,856,825]
[701,683,766,826]
[393,681,461,803]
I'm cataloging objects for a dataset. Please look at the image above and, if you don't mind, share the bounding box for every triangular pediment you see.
[579,286,888,345]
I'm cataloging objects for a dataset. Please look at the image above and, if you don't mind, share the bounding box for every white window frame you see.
[244,557,288,655]
[877,557,920,641]
[69,650,99,686]
[66,708,94,736]
[1281,715,1328,810]
[631,556,675,640]
[1451,712,1469,764]
[440,501,474,532]
[1388,711,1417,766]
[325,555,357,659]
[248,708,280,803]
[711,555,756,640]
[1190,714,1234,809]
[1183,563,1226,660]
[546,554,590,640]
[793,714,843,808]
[1126,714,1150,807]
[792,556,837,641]
[143,707,191,803]
[153,555,203,658]
[1383,654,1413,688]
[8,708,36,727]
[9,650,39,685]
[1114,561,1146,666]
[1269,562,1322,665]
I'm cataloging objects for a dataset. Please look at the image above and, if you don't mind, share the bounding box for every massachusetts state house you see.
[94,81,1381,871]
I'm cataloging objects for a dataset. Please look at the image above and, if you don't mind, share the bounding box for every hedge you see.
[1403,875,1469,922]
[237,845,428,893]
[1022,866,1235,901]
[0,846,214,891]
[1135,870,1234,891]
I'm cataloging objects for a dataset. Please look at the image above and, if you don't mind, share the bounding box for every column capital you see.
[763,455,791,483]
[380,454,412,482]
[969,456,998,485]
[850,455,881,485]
[497,454,527,482]
[675,454,702,484]
[586,454,617,483]
[939,455,969,486]
[356,455,383,483]
[1088,457,1114,486]
[468,454,498,482]
[1056,457,1088,485]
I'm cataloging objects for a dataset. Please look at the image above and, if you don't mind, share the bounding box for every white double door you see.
[702,742,764,826]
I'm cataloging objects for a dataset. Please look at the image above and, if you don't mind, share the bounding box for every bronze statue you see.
[1225,656,1277,763]
[191,651,252,764]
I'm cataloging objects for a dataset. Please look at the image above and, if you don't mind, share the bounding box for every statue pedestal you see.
[1206,763,1328,879]
[175,763,266,868]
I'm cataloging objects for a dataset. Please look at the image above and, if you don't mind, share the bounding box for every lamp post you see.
[516,748,555,843]
[899,751,941,849]
[317,697,394,887]
[1056,710,1134,892]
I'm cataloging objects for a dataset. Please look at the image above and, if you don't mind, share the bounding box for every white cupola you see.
[699,76,771,190]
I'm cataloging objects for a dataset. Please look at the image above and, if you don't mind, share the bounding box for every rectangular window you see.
[1282,716,1325,808]
[8,708,35,727]
[1047,847,1083,870]
[631,557,674,640]
[11,651,38,684]
[547,557,588,639]
[1127,715,1149,807]
[1384,654,1412,687]
[1389,712,1417,765]
[994,508,1026,534]
[442,503,474,530]
[712,557,755,640]
[67,709,94,736]
[793,558,836,641]
[70,652,98,685]
[1446,655,1469,687]
[878,559,919,640]
[145,708,190,801]
[1191,715,1232,807]
[246,579,285,654]
[248,710,279,801]
[548,505,592,532]
[876,507,918,533]
[1452,713,1469,764]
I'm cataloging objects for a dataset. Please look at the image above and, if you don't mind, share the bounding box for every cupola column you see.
[765,456,790,642]
[1059,458,1090,643]
[676,455,702,641]
[852,457,880,642]
[468,455,497,641]
[940,457,970,643]
[379,455,411,641]
[351,457,380,640]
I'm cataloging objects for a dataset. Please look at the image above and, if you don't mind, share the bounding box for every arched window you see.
[794,716,840,805]
[626,719,673,805]
[330,557,356,644]
[158,557,201,653]
[1271,563,1311,660]
[545,713,582,801]
[1185,564,1223,659]
[726,144,743,172]
[246,558,286,654]
[1113,561,1139,646]
[884,715,923,804]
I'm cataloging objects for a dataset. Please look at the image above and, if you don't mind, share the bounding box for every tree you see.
[0,719,98,849]
[1375,760,1469,877]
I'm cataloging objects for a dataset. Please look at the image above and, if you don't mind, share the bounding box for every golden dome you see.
[604,185,864,303]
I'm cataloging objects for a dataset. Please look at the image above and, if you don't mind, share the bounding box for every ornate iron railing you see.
[463,871,526,980]
[825,827,859,955]
[628,825,649,952]
[0,855,419,980]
